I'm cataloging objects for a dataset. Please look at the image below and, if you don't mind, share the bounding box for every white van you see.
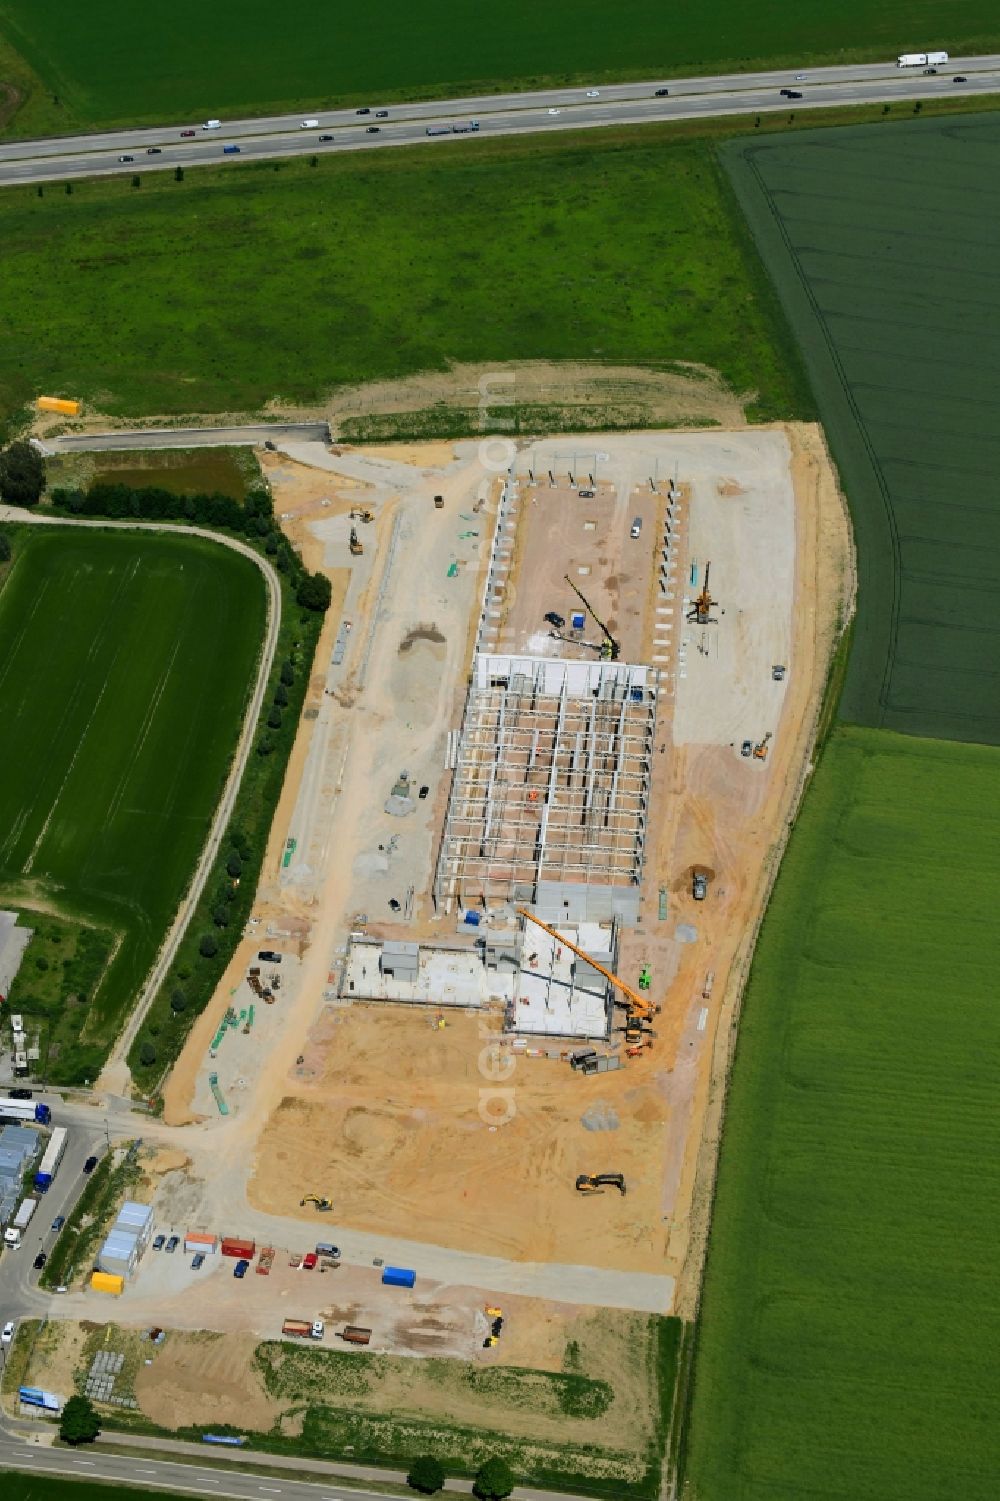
[301,119,320,129]
[203,119,222,130]
[630,518,642,538]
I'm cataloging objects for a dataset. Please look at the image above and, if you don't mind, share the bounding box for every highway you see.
[1,55,999,186]
[41,423,332,454]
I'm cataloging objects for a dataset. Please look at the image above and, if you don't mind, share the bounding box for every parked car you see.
[51,1216,65,1232]
[33,1253,46,1271]
[741,740,753,758]
[544,610,565,629]
[319,134,334,142]
[1,1321,14,1346]
[630,517,642,538]
[577,488,595,498]
[234,1258,250,1279]
[152,1234,166,1251]
[693,873,708,901]
[258,950,282,963]
[191,1253,205,1270]
[165,1235,180,1254]
[83,1155,98,1174]
[418,785,429,799]
[9,1088,32,1100]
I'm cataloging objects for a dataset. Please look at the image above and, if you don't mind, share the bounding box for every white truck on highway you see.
[4,1197,38,1248]
[897,51,949,67]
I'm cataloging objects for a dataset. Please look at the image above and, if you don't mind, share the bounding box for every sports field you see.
[683,725,1000,1501]
[0,133,810,426]
[0,0,994,132]
[725,115,1000,744]
[0,526,265,1081]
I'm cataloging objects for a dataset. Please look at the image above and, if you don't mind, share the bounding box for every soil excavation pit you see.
[249,1007,671,1272]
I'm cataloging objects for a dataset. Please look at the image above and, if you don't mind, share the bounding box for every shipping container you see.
[36,396,81,416]
[34,1127,68,1192]
[341,1326,372,1345]
[301,1252,318,1270]
[19,1386,61,1411]
[221,1237,256,1258]
[13,1198,37,1232]
[381,1265,416,1288]
[184,1232,218,1254]
[91,1271,124,1295]
[426,125,451,136]
[0,1099,51,1125]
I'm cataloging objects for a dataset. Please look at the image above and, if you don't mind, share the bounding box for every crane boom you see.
[562,576,620,660]
[517,908,655,1018]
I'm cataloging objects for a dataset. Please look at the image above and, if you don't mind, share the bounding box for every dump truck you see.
[282,1319,325,1340]
[341,1326,372,1345]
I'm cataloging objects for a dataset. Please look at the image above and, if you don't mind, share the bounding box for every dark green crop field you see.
[0,0,993,132]
[0,132,811,427]
[683,725,1000,1501]
[725,115,1000,744]
[0,527,265,1081]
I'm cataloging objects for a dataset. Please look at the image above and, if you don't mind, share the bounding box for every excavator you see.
[753,731,772,762]
[576,1173,627,1196]
[562,575,620,660]
[349,508,374,524]
[349,528,364,556]
[517,909,657,1031]
[300,1194,333,1212]
[687,561,718,625]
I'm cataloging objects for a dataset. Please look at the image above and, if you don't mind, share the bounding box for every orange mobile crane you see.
[516,909,658,1030]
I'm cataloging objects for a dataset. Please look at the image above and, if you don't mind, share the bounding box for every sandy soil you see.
[134,1331,277,1431]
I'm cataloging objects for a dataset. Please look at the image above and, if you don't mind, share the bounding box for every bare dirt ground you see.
[135,1331,277,1432]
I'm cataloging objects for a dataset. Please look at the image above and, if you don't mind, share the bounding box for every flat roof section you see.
[435,656,657,914]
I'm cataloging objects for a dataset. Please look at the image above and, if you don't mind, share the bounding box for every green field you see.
[0,0,995,133]
[683,725,1000,1500]
[0,526,265,1081]
[0,132,811,430]
[0,1478,186,1501]
[725,115,1000,744]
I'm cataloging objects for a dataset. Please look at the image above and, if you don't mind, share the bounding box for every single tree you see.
[169,988,188,1014]
[174,166,184,182]
[473,1458,514,1501]
[273,683,289,708]
[407,1455,446,1494]
[280,660,295,687]
[0,441,45,507]
[138,1040,157,1068]
[213,905,230,929]
[199,933,219,959]
[267,707,283,730]
[296,572,332,612]
[226,853,242,879]
[257,735,274,757]
[60,1394,100,1446]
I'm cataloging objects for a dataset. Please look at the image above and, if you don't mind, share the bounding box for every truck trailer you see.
[282,1319,325,1339]
[4,1197,38,1247]
[0,1098,51,1126]
[34,1127,68,1192]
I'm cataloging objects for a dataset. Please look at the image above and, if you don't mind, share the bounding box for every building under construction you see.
[434,654,658,923]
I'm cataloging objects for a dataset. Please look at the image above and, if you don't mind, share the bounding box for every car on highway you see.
[180,129,195,137]
[795,74,807,80]
[365,126,380,133]
[355,107,370,115]
[655,88,669,97]
[165,1235,180,1254]
[191,1252,205,1270]
[1,1321,14,1346]
[10,1088,32,1100]
[152,1233,166,1250]
[223,145,241,154]
[547,108,561,115]
[586,89,600,98]
[33,1252,46,1270]
[118,154,134,163]
[953,74,968,82]
[319,134,334,142]
[146,147,162,155]
[234,1258,250,1278]
[786,90,803,99]
[544,610,566,629]
[51,1216,65,1232]
[83,1155,98,1174]
[924,67,937,75]
[376,110,389,118]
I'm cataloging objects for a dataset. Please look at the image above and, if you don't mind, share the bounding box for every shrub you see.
[408,1456,446,1494]
[198,933,219,959]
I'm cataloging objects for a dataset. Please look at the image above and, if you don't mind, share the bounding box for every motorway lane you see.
[1,58,999,186]
[45,423,331,453]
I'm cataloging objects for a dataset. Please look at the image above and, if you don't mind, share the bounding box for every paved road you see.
[0,508,282,1093]
[1,56,999,185]
[44,423,331,454]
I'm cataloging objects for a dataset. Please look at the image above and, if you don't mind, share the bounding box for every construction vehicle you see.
[433,494,444,509]
[349,508,374,523]
[687,561,718,625]
[576,1173,627,1196]
[562,576,620,660]
[692,872,708,901]
[300,1195,333,1212]
[753,732,772,762]
[349,528,363,556]
[517,908,656,1025]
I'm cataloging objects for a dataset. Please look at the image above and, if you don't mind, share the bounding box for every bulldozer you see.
[300,1194,333,1212]
[349,508,374,524]
[576,1173,627,1196]
[349,527,363,556]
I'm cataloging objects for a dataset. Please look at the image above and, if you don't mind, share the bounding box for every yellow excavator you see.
[517,909,658,1029]
[753,731,772,761]
[300,1194,333,1212]
[576,1174,627,1196]
[349,508,374,524]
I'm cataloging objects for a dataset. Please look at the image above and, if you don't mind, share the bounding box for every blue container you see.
[382,1266,416,1288]
[571,613,586,630]
[630,687,644,703]
[463,910,481,927]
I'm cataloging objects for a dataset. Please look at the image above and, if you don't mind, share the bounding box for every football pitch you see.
[683,725,1000,1501]
[0,526,265,1081]
[1,0,997,131]
[725,115,1000,744]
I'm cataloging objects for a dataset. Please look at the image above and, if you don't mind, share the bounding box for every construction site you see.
[143,422,849,1319]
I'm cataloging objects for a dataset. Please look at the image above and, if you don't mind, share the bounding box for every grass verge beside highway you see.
[681,726,1000,1500]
